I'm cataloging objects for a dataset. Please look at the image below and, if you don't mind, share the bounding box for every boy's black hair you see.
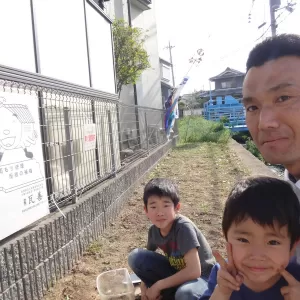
[246,34,300,71]
[143,178,179,207]
[222,177,300,247]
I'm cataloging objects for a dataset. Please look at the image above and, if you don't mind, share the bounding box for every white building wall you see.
[131,0,162,109]
[107,0,162,109]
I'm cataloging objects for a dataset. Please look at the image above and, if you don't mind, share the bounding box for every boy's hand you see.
[145,282,162,300]
[213,243,243,298]
[280,268,300,299]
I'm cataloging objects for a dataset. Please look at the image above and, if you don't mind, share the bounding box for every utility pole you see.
[269,0,281,36]
[165,41,176,87]
[269,0,277,36]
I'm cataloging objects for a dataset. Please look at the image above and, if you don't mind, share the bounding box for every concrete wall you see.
[183,108,203,117]
[0,137,177,300]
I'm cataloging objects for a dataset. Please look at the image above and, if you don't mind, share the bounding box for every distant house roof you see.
[181,93,195,100]
[209,67,245,81]
[198,87,243,98]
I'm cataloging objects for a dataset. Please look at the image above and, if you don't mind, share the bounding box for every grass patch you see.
[178,116,231,144]
[86,241,102,255]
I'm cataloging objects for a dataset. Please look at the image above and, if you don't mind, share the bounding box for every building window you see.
[162,65,171,82]
[86,1,116,94]
[34,0,90,86]
[0,0,36,72]
[221,80,235,89]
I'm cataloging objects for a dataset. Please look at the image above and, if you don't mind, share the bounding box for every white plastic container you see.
[96,268,135,300]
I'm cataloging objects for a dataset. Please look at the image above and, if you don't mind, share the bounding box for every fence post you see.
[91,100,101,178]
[38,92,53,201]
[107,110,116,176]
[144,111,149,155]
[135,106,141,149]
[116,103,123,153]
[63,107,76,204]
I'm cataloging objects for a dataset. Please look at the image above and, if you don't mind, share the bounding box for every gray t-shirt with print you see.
[147,214,215,278]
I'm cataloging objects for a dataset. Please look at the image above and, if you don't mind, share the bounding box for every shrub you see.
[231,131,251,144]
[178,116,231,144]
[245,138,265,162]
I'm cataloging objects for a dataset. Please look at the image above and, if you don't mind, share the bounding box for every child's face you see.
[145,196,179,234]
[227,218,295,291]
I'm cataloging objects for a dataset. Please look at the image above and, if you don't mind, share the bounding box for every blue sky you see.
[155,0,300,93]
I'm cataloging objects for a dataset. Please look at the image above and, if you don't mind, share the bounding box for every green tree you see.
[196,97,207,108]
[178,101,186,109]
[112,19,151,95]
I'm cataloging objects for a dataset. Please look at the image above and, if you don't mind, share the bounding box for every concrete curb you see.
[229,139,279,178]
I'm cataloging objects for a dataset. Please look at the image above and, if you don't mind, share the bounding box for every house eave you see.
[131,0,152,10]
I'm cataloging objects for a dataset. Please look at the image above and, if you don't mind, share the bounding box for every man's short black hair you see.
[246,34,300,71]
[222,176,300,247]
[143,178,180,207]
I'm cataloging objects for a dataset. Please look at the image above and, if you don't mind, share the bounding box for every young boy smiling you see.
[200,176,300,300]
[128,178,215,300]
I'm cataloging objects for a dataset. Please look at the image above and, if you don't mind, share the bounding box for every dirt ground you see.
[43,142,250,300]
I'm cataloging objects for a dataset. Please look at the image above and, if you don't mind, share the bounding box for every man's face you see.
[243,56,300,176]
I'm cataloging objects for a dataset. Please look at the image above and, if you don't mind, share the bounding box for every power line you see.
[198,1,297,67]
[248,0,257,23]
[255,9,286,41]
[277,12,292,26]
[276,3,296,28]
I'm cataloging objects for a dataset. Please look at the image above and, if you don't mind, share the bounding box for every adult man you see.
[243,33,300,262]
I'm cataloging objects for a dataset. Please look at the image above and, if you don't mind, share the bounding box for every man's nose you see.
[258,106,280,130]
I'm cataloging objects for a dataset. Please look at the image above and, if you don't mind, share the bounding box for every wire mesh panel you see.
[0,78,171,213]
[142,108,166,151]
[94,100,120,177]
[118,104,168,165]
[43,92,122,209]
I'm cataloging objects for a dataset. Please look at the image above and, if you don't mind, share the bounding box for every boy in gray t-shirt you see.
[128,178,215,300]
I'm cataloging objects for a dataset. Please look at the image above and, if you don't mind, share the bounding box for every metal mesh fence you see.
[0,79,169,212]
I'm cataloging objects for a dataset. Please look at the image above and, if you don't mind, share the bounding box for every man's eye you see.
[268,240,280,246]
[246,106,258,112]
[237,238,249,243]
[278,95,291,102]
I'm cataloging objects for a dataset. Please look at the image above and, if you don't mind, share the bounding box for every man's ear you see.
[290,240,300,257]
[175,203,181,212]
[144,205,148,214]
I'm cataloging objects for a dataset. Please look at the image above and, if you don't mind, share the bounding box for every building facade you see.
[105,0,163,109]
[160,57,174,108]
[199,67,245,100]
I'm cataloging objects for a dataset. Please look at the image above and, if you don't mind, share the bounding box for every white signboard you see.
[0,92,49,240]
[84,123,97,151]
